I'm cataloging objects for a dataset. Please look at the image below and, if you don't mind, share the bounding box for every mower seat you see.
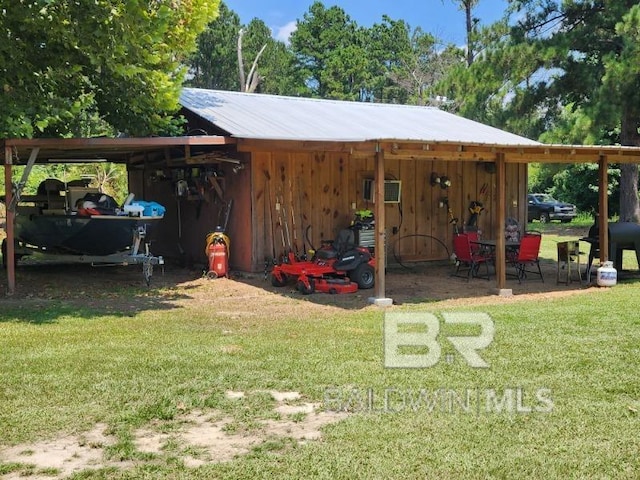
[316,229,355,260]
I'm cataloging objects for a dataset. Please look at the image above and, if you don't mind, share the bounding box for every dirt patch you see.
[0,223,611,315]
[0,222,620,313]
[0,423,124,479]
[0,247,605,318]
[0,392,347,479]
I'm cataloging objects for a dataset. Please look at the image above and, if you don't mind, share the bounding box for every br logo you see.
[384,312,494,368]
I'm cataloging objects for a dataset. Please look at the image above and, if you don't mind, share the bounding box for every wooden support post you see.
[369,147,392,306]
[494,154,508,294]
[4,146,15,295]
[3,146,39,295]
[598,155,609,264]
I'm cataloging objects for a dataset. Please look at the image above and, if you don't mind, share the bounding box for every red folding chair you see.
[452,234,492,280]
[509,232,544,283]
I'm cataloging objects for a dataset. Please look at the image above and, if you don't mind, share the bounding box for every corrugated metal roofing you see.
[179,88,540,146]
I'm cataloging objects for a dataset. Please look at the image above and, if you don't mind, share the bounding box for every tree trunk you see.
[244,44,267,93]
[237,29,246,91]
[465,1,473,66]
[619,108,640,222]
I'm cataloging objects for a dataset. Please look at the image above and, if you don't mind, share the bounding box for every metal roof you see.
[180,88,540,146]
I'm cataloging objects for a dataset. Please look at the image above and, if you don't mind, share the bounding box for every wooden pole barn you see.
[226,139,640,301]
[4,139,640,299]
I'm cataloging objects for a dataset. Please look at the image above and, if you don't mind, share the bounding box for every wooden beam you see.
[236,138,377,154]
[382,150,498,162]
[598,155,609,264]
[495,154,507,291]
[2,136,234,150]
[504,153,640,164]
[167,152,241,166]
[373,147,386,301]
[4,146,15,295]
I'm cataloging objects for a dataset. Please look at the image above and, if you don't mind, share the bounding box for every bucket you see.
[596,261,617,287]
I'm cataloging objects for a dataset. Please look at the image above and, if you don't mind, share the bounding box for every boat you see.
[14,211,164,256]
[5,179,165,258]
[2,176,167,284]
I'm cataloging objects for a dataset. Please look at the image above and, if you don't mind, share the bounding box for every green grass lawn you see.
[1,272,640,479]
[530,216,640,272]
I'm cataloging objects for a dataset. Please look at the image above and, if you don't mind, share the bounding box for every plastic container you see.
[596,261,617,287]
[123,204,145,216]
[131,201,166,217]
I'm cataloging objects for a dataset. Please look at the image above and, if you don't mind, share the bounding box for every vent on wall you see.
[363,179,402,203]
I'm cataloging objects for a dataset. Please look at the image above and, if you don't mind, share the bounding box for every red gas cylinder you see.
[206,232,230,279]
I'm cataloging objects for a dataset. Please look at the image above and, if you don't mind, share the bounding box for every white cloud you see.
[275,20,297,43]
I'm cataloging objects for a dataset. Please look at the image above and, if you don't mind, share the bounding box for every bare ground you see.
[0,249,602,315]
[0,391,348,479]
[0,222,606,312]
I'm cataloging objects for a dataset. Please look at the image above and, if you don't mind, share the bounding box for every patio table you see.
[471,239,521,257]
[471,239,521,276]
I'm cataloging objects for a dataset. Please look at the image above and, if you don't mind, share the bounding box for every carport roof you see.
[179,88,541,146]
[1,136,234,165]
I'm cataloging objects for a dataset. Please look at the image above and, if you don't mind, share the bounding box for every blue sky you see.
[223,0,508,45]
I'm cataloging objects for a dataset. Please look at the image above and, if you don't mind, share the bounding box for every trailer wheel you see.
[271,273,288,287]
[350,264,375,289]
[297,278,315,295]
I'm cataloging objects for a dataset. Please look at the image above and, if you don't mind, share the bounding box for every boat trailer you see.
[8,224,164,286]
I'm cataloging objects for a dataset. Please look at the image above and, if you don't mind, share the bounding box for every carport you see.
[2,136,232,295]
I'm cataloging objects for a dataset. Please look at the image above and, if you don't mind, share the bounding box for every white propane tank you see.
[596,261,617,287]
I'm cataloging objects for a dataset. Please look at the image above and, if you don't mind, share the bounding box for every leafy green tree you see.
[290,2,370,100]
[400,29,462,106]
[437,19,548,139]
[0,0,219,138]
[7,163,127,203]
[239,19,304,95]
[366,16,414,103]
[256,39,308,96]
[187,5,300,96]
[290,4,459,104]
[94,163,128,203]
[506,1,640,221]
[188,2,241,91]
[551,163,620,218]
[598,5,640,221]
[441,2,640,220]
[367,17,462,105]
[530,104,618,213]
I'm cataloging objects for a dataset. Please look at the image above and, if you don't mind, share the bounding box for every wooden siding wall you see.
[128,149,526,273]
[129,157,254,271]
[249,150,526,271]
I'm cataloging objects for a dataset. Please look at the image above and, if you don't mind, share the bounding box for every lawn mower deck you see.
[294,275,359,294]
[270,239,375,295]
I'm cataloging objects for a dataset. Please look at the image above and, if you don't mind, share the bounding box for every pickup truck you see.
[527,193,577,223]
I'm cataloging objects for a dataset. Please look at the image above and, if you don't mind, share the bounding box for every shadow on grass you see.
[3,245,640,318]
[0,263,196,323]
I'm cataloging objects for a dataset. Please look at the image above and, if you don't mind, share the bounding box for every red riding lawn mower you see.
[270,229,376,294]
